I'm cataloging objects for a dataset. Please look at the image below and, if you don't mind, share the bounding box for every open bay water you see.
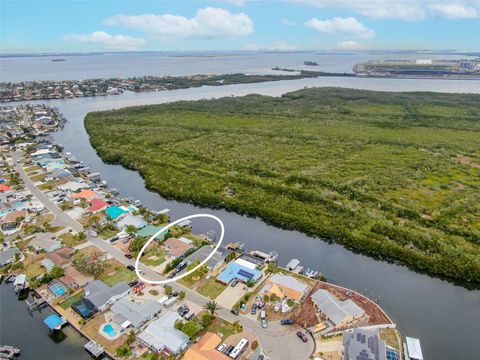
[2,51,480,360]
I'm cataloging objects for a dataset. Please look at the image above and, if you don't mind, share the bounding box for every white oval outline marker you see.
[134,213,224,285]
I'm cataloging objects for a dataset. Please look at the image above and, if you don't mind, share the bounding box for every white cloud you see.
[103,7,253,39]
[246,41,297,51]
[61,31,145,51]
[429,3,479,19]
[281,18,297,26]
[293,0,480,21]
[336,40,365,50]
[305,17,375,38]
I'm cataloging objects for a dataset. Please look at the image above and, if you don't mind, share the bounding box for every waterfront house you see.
[138,311,189,356]
[60,265,92,288]
[311,289,365,327]
[136,224,167,240]
[116,214,147,230]
[258,273,310,302]
[86,198,109,214]
[58,181,89,193]
[110,298,162,329]
[70,189,99,202]
[105,205,128,220]
[84,280,130,312]
[216,258,262,285]
[0,247,21,267]
[182,332,229,360]
[184,245,227,272]
[163,237,195,258]
[44,246,74,268]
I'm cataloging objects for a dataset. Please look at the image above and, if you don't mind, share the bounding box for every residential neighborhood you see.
[0,119,412,360]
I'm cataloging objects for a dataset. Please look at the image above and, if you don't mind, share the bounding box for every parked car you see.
[217,343,227,352]
[281,319,294,325]
[250,304,257,315]
[168,272,176,279]
[231,308,239,316]
[177,305,189,317]
[230,279,239,287]
[171,291,179,297]
[260,310,266,319]
[224,345,235,356]
[126,265,135,271]
[257,301,265,309]
[124,253,133,259]
[184,311,195,320]
[128,280,139,287]
[261,318,268,328]
[176,261,187,272]
[257,355,265,360]
[296,331,308,343]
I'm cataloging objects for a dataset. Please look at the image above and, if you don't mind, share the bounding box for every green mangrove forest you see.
[85,88,480,288]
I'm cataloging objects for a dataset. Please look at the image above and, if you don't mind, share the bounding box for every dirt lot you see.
[291,292,320,328]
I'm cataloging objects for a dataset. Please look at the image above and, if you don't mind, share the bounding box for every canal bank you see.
[0,283,92,360]
[5,77,480,359]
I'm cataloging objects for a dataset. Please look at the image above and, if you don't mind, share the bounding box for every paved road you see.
[13,152,313,360]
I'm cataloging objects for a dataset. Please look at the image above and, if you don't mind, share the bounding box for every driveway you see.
[216,284,248,309]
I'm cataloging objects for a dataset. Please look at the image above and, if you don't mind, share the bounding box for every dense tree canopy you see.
[85,87,480,288]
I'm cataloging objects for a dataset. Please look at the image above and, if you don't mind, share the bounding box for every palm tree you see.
[203,300,220,317]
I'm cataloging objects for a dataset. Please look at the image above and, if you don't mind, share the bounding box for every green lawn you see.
[59,233,86,247]
[139,245,168,267]
[59,290,85,309]
[85,88,480,288]
[100,266,136,286]
[206,315,240,340]
[197,278,227,299]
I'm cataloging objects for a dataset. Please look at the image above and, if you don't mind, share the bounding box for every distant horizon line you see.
[1,49,479,58]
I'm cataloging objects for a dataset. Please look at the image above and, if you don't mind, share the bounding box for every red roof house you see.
[87,198,109,213]
[0,184,12,192]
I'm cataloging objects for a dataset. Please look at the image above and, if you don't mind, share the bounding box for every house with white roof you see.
[111,298,162,329]
[138,311,189,356]
[311,289,365,327]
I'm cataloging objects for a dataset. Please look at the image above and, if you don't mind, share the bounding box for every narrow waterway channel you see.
[6,76,480,360]
[0,284,92,359]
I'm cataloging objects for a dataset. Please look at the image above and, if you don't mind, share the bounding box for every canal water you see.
[0,284,92,359]
[3,74,480,359]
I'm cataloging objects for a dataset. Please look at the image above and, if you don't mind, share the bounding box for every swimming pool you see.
[102,324,117,337]
[49,282,67,297]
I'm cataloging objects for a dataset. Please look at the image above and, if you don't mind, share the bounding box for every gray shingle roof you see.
[184,245,226,270]
[311,289,364,325]
[84,280,129,310]
[111,298,162,328]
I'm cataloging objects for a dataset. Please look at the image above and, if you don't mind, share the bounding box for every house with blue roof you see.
[105,205,128,220]
[216,258,262,285]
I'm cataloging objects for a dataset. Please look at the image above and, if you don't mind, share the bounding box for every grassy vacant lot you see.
[198,278,227,299]
[85,88,480,287]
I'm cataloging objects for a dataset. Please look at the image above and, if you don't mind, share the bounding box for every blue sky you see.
[1,0,479,53]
